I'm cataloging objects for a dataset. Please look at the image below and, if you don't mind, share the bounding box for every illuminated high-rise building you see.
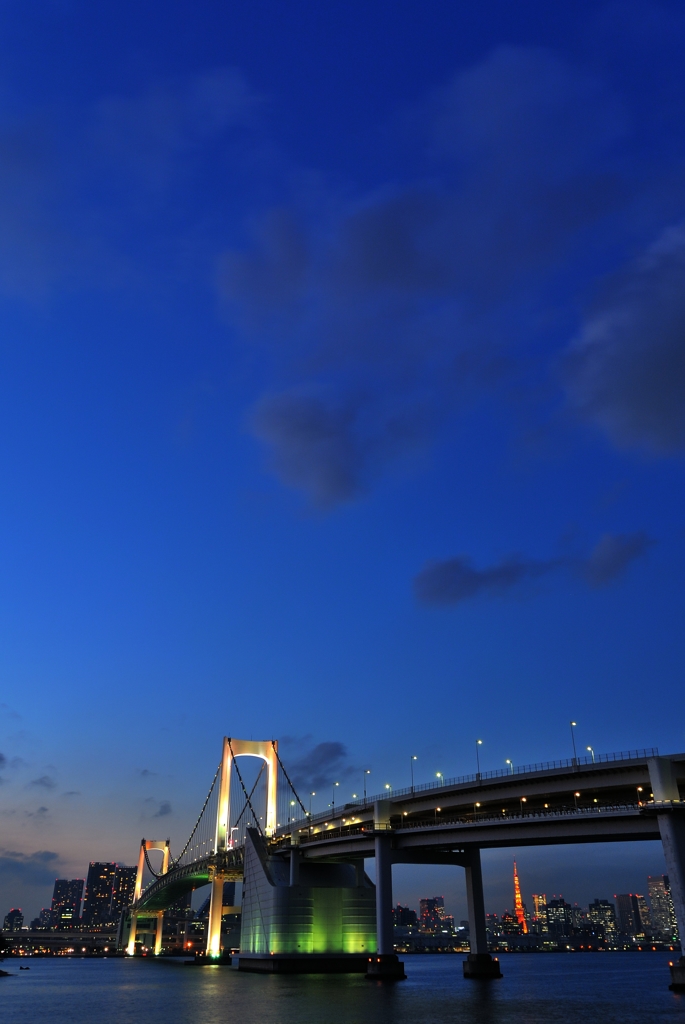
[3,908,23,931]
[419,896,445,933]
[393,905,418,927]
[532,894,548,932]
[110,866,137,919]
[588,899,617,938]
[546,898,573,938]
[82,863,117,926]
[615,894,650,937]
[648,875,678,939]
[51,879,84,929]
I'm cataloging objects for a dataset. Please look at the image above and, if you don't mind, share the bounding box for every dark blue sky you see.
[1,0,684,920]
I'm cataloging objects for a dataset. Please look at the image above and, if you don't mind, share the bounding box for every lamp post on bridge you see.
[506,759,514,775]
[436,772,444,786]
[476,740,483,779]
[587,746,595,764]
[410,755,418,794]
[309,791,315,815]
[363,770,371,802]
[570,721,578,765]
[332,781,339,812]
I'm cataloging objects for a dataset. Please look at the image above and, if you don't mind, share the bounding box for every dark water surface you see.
[2,954,684,1023]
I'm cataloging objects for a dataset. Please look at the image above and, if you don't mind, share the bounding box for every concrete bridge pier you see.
[366,803,405,980]
[648,758,685,990]
[463,847,502,979]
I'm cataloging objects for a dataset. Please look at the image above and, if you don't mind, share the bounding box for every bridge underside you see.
[134,856,243,914]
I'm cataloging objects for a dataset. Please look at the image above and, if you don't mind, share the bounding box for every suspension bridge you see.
[121,736,685,985]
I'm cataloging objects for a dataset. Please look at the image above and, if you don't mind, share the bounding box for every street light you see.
[637,786,643,806]
[410,755,418,794]
[385,783,392,792]
[363,770,371,801]
[574,791,580,809]
[570,721,578,764]
[476,740,483,777]
[520,796,527,815]
[474,801,481,816]
[309,791,316,815]
[332,781,339,810]
[586,746,595,764]
[436,772,444,786]
[506,759,514,775]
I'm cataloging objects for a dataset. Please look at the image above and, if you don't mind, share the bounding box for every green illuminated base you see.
[237,953,370,974]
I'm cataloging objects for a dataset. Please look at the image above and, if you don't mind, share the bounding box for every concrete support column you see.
[126,912,138,956]
[374,833,394,955]
[463,847,502,979]
[658,813,685,939]
[289,846,300,886]
[646,757,685,990]
[154,911,164,956]
[366,832,405,979]
[464,848,488,955]
[206,874,225,957]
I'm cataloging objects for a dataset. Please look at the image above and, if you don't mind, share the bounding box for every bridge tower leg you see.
[206,736,280,959]
[126,913,138,957]
[366,803,405,979]
[463,847,502,979]
[154,911,164,956]
[648,758,685,990]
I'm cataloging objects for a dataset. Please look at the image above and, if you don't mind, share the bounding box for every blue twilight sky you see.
[0,0,684,921]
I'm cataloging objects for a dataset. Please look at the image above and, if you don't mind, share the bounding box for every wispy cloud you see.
[143,797,173,819]
[218,45,664,507]
[414,531,652,606]
[282,739,357,792]
[566,223,685,454]
[29,775,56,790]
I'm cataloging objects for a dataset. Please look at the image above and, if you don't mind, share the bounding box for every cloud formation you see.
[567,224,685,454]
[144,797,172,818]
[29,775,56,790]
[218,46,645,506]
[283,740,356,792]
[0,848,60,885]
[581,532,653,587]
[414,531,651,606]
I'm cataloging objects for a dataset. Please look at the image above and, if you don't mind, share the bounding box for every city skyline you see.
[0,0,684,934]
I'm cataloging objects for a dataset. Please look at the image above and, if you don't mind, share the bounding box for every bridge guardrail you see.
[281,748,659,835]
[298,802,645,844]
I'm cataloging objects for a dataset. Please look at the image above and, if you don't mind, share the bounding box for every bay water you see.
[1,952,684,1023]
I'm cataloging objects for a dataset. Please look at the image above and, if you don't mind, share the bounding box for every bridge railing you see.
[299,802,645,845]
[360,748,659,805]
[280,748,659,835]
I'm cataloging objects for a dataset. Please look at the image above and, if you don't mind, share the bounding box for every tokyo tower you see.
[513,860,528,934]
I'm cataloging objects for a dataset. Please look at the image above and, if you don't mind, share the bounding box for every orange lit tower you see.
[513,860,528,934]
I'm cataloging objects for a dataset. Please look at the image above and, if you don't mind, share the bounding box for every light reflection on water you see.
[1,953,684,1024]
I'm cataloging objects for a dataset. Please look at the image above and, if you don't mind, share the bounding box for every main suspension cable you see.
[272,740,308,818]
[169,761,222,866]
